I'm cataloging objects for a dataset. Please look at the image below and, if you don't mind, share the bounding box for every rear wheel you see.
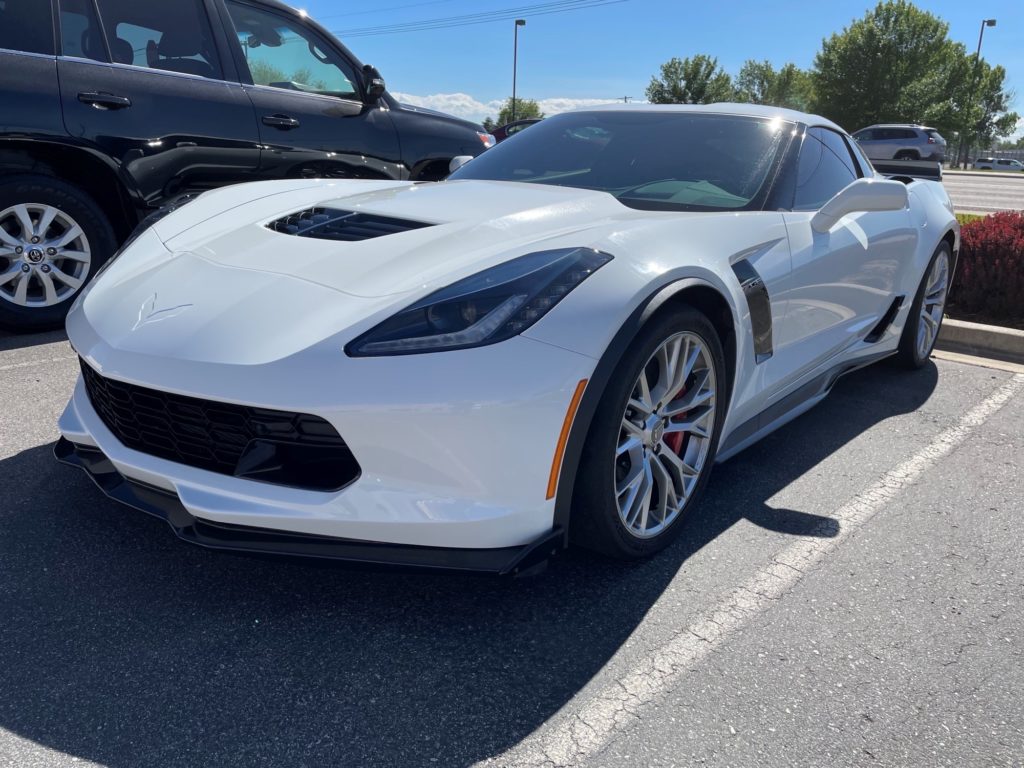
[894,150,918,161]
[895,241,951,369]
[571,308,727,559]
[0,175,116,332]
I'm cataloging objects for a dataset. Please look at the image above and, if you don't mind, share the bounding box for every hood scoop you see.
[266,207,434,242]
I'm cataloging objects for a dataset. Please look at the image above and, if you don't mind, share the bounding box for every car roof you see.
[572,102,848,134]
[860,123,935,130]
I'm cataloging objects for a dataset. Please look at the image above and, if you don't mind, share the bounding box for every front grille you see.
[80,360,360,491]
[266,207,433,241]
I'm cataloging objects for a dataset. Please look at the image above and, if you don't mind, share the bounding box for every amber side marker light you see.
[546,378,589,500]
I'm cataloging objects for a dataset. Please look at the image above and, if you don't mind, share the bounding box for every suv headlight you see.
[346,247,612,356]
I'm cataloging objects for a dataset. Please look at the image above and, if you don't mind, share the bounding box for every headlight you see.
[346,247,612,356]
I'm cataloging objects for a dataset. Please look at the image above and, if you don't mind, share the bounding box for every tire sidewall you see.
[572,307,728,558]
[0,175,116,332]
[899,241,951,368]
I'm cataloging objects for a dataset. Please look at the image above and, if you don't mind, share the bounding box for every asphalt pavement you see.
[942,171,1024,213]
[1,330,1022,767]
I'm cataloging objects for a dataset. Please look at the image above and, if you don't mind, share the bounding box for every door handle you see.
[78,91,132,109]
[262,114,301,130]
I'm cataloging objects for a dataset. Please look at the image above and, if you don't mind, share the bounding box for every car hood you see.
[158,179,635,298]
[73,179,646,365]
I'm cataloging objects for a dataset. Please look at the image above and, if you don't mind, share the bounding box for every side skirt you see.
[716,350,894,462]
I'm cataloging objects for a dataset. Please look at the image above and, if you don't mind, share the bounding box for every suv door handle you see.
[78,91,132,110]
[262,114,301,130]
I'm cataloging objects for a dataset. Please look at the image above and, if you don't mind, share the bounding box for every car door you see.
[221,0,403,181]
[776,127,916,378]
[853,128,881,160]
[56,0,261,208]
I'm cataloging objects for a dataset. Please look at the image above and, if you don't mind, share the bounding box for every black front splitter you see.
[54,437,563,576]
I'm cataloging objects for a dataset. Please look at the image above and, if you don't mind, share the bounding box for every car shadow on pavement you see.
[0,328,68,352]
[0,362,938,767]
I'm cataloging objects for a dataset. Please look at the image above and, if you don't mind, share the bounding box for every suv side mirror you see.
[362,65,386,103]
[811,178,908,233]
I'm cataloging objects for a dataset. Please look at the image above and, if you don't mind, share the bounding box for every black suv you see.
[0,0,491,330]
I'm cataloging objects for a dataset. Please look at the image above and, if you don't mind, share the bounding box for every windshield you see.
[451,111,792,212]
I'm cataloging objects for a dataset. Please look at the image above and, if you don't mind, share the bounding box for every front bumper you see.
[55,437,562,575]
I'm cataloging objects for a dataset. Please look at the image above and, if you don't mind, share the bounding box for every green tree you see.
[482,116,497,132]
[645,55,735,104]
[810,1,960,132]
[968,63,1020,149]
[735,60,813,111]
[496,97,544,126]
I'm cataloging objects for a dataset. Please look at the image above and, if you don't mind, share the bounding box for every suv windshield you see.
[450,111,791,212]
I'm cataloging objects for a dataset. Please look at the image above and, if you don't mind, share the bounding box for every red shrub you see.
[948,211,1024,324]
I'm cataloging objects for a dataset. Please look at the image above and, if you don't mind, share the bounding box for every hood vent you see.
[266,207,433,241]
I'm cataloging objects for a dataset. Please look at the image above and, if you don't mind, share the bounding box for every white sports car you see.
[56,104,958,574]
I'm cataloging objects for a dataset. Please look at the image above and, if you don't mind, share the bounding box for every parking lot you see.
[943,171,1024,213]
[2,330,1022,767]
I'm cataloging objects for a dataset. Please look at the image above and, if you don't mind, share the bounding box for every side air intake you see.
[266,207,433,241]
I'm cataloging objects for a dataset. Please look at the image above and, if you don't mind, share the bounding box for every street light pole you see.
[512,19,525,124]
[963,18,997,168]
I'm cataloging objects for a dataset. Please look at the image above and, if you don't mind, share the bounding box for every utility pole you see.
[512,19,526,124]
[962,18,997,168]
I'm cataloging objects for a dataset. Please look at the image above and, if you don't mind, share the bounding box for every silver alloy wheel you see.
[615,331,717,539]
[0,203,91,308]
[916,250,950,360]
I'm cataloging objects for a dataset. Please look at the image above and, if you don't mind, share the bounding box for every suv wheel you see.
[0,175,116,332]
[894,150,918,161]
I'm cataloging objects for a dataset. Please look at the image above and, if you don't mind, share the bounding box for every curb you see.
[936,318,1024,364]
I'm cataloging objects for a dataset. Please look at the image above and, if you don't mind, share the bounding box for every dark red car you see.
[491,118,542,143]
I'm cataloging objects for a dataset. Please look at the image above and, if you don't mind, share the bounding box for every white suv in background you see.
[973,157,1024,171]
[852,124,946,162]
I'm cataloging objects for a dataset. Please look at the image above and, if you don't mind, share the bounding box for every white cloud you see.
[391,92,621,125]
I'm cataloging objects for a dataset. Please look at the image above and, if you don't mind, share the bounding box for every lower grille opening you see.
[79,360,360,492]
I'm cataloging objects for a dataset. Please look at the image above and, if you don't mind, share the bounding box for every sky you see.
[297,0,1022,133]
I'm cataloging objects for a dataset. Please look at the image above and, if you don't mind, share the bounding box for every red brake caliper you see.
[663,383,686,455]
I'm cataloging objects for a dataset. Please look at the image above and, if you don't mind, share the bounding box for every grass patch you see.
[956,212,985,226]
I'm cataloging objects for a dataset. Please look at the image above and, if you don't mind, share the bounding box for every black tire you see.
[894,150,918,161]
[895,241,952,369]
[570,307,728,559]
[0,174,117,333]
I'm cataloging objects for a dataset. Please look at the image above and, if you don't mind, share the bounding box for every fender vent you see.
[266,207,433,241]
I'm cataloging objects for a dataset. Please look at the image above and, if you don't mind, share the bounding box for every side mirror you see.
[449,155,474,174]
[362,65,386,102]
[811,178,908,233]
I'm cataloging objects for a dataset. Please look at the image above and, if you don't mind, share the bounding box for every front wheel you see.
[571,308,727,559]
[895,241,951,369]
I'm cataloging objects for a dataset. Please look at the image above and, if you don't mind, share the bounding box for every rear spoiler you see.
[871,159,943,182]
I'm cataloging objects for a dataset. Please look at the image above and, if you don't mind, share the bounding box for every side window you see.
[846,133,875,176]
[60,0,106,61]
[813,127,860,178]
[1,0,55,55]
[901,129,918,139]
[854,129,873,141]
[88,0,222,77]
[793,132,856,211]
[226,1,359,100]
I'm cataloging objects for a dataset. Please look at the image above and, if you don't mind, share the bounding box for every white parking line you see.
[0,355,76,372]
[485,373,1024,768]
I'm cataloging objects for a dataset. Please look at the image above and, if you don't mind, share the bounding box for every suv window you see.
[794,131,856,211]
[226,1,359,100]
[900,128,918,139]
[1,0,55,55]
[66,0,223,77]
[854,129,874,141]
